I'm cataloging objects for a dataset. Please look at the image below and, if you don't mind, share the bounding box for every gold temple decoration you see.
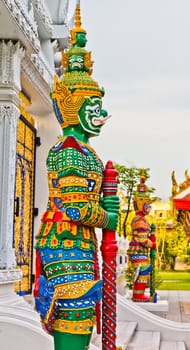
[14,105,36,295]
[171,169,190,197]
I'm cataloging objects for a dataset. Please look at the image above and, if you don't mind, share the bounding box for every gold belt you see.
[53,318,96,334]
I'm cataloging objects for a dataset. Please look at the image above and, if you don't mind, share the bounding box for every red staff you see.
[101,160,118,350]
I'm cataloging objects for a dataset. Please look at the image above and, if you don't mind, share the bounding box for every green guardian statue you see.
[34,4,119,350]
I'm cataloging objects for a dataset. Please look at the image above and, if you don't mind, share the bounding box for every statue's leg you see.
[131,257,152,302]
[53,329,93,350]
[133,265,152,302]
[51,281,101,350]
[133,280,149,302]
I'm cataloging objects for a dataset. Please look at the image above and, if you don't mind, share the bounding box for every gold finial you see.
[140,169,146,183]
[171,170,178,196]
[74,3,86,34]
[185,169,190,180]
[137,169,148,194]
[70,3,86,46]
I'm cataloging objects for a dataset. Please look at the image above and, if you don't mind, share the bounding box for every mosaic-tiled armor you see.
[34,4,119,350]
[127,172,156,302]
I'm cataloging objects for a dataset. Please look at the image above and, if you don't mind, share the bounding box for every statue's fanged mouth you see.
[92,115,111,126]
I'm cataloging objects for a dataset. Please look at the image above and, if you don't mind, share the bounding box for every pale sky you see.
[68,0,190,200]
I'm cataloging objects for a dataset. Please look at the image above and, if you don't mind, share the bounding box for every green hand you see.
[105,212,119,231]
[101,195,120,214]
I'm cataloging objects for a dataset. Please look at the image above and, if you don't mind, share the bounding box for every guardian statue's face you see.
[78,96,109,136]
[133,198,151,215]
[143,201,151,215]
[68,54,84,71]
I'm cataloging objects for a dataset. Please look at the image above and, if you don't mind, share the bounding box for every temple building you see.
[171,170,190,237]
[0,0,70,300]
[0,1,72,349]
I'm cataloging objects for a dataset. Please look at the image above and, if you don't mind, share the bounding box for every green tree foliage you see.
[183,241,190,265]
[124,261,134,290]
[115,164,155,238]
[165,223,187,270]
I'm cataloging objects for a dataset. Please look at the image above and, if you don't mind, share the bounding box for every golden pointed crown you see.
[133,170,151,212]
[62,3,93,75]
[51,3,104,129]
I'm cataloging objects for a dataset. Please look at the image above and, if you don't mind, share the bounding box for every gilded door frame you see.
[14,113,36,295]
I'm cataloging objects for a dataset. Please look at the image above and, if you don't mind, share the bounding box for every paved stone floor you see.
[158,290,190,323]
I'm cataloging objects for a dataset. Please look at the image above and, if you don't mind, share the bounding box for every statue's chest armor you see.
[47,137,104,194]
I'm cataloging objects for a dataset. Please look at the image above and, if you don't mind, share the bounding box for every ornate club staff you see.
[101,161,118,350]
[150,223,157,302]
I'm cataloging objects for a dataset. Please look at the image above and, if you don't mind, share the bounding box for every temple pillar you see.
[0,39,54,350]
[0,40,24,290]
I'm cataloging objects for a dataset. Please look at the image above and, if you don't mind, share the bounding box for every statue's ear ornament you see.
[84,52,93,75]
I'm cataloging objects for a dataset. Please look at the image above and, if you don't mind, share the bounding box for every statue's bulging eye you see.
[95,106,100,115]
[77,57,83,63]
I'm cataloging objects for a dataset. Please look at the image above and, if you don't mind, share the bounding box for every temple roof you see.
[171,170,190,210]
[173,191,190,210]
[174,189,190,199]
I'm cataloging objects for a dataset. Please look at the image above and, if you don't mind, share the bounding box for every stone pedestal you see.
[0,274,26,307]
[0,280,53,350]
